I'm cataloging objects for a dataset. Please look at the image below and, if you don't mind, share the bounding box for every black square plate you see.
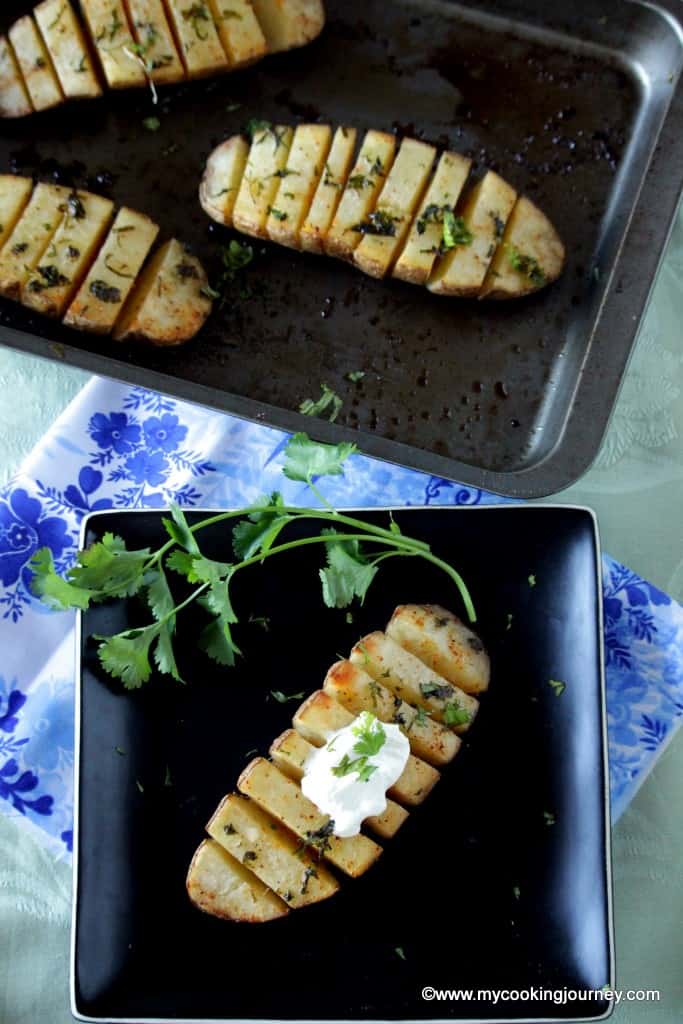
[72,505,612,1022]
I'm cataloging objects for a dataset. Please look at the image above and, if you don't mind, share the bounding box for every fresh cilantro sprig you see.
[331,712,387,782]
[31,435,476,689]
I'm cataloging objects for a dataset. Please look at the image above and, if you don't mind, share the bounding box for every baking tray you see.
[1,0,682,498]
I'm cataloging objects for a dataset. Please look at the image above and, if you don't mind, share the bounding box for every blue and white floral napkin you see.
[1,379,682,857]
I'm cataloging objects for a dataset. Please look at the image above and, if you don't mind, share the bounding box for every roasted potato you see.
[22,189,115,318]
[1,0,324,117]
[64,207,159,334]
[386,604,491,694]
[323,659,461,766]
[0,36,33,118]
[238,757,382,878]
[269,729,409,839]
[112,238,212,345]
[187,839,289,922]
[201,123,565,298]
[207,793,340,910]
[34,0,102,100]
[0,177,211,344]
[249,0,325,52]
[0,176,33,252]
[350,632,479,732]
[9,16,63,112]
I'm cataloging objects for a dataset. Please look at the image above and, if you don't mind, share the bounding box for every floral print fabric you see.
[0,379,681,855]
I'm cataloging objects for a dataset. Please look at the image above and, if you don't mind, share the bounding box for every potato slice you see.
[34,0,103,100]
[187,839,289,922]
[250,0,325,52]
[324,130,397,260]
[64,206,159,334]
[387,604,491,695]
[112,238,212,345]
[22,189,114,318]
[199,136,250,225]
[269,729,408,840]
[353,138,436,279]
[80,0,147,89]
[206,0,267,66]
[427,170,516,297]
[0,184,71,301]
[232,124,294,238]
[238,758,382,878]
[351,632,479,732]
[8,17,64,113]
[0,176,34,252]
[0,36,33,119]
[162,0,229,78]
[207,793,339,910]
[480,196,566,299]
[324,659,460,766]
[393,151,471,286]
[299,126,357,254]
[125,0,185,84]
[293,690,439,807]
[266,124,332,248]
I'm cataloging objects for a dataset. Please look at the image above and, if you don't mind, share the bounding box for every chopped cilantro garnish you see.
[299,383,343,423]
[548,679,566,697]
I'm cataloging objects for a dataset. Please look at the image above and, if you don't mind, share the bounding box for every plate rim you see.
[70,503,614,1024]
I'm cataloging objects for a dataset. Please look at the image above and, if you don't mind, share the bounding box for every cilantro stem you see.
[231,533,416,574]
[306,476,337,513]
[419,551,476,623]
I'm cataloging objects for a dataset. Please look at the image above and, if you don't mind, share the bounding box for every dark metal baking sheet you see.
[1,0,682,498]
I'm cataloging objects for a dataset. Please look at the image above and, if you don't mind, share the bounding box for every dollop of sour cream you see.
[301,711,410,838]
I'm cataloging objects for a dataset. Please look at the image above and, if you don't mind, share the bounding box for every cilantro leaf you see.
[548,679,566,697]
[165,550,197,580]
[146,567,183,682]
[283,433,356,483]
[351,711,386,756]
[299,384,343,422]
[68,533,150,599]
[145,565,175,621]
[162,503,199,554]
[331,753,377,782]
[232,493,291,560]
[30,548,92,610]
[443,702,470,726]
[154,624,183,682]
[199,617,241,666]
[95,626,159,689]
[319,531,377,608]
[270,690,305,703]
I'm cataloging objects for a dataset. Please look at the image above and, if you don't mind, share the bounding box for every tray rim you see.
[2,0,681,500]
[69,503,614,1024]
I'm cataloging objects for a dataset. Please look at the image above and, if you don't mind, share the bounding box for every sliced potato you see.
[64,206,159,334]
[353,138,436,279]
[350,632,479,732]
[387,603,491,695]
[300,126,357,254]
[324,130,397,260]
[250,0,325,52]
[393,151,471,286]
[0,36,33,119]
[112,238,211,345]
[22,189,114,317]
[266,123,332,248]
[187,839,289,922]
[480,196,566,299]
[80,0,147,89]
[162,0,229,78]
[0,184,71,301]
[125,0,186,84]
[269,729,408,840]
[206,0,267,67]
[207,793,340,910]
[232,124,294,238]
[293,690,440,807]
[199,135,250,225]
[34,0,103,100]
[238,758,382,878]
[8,17,64,113]
[324,659,460,766]
[0,176,34,252]
[427,170,516,297]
